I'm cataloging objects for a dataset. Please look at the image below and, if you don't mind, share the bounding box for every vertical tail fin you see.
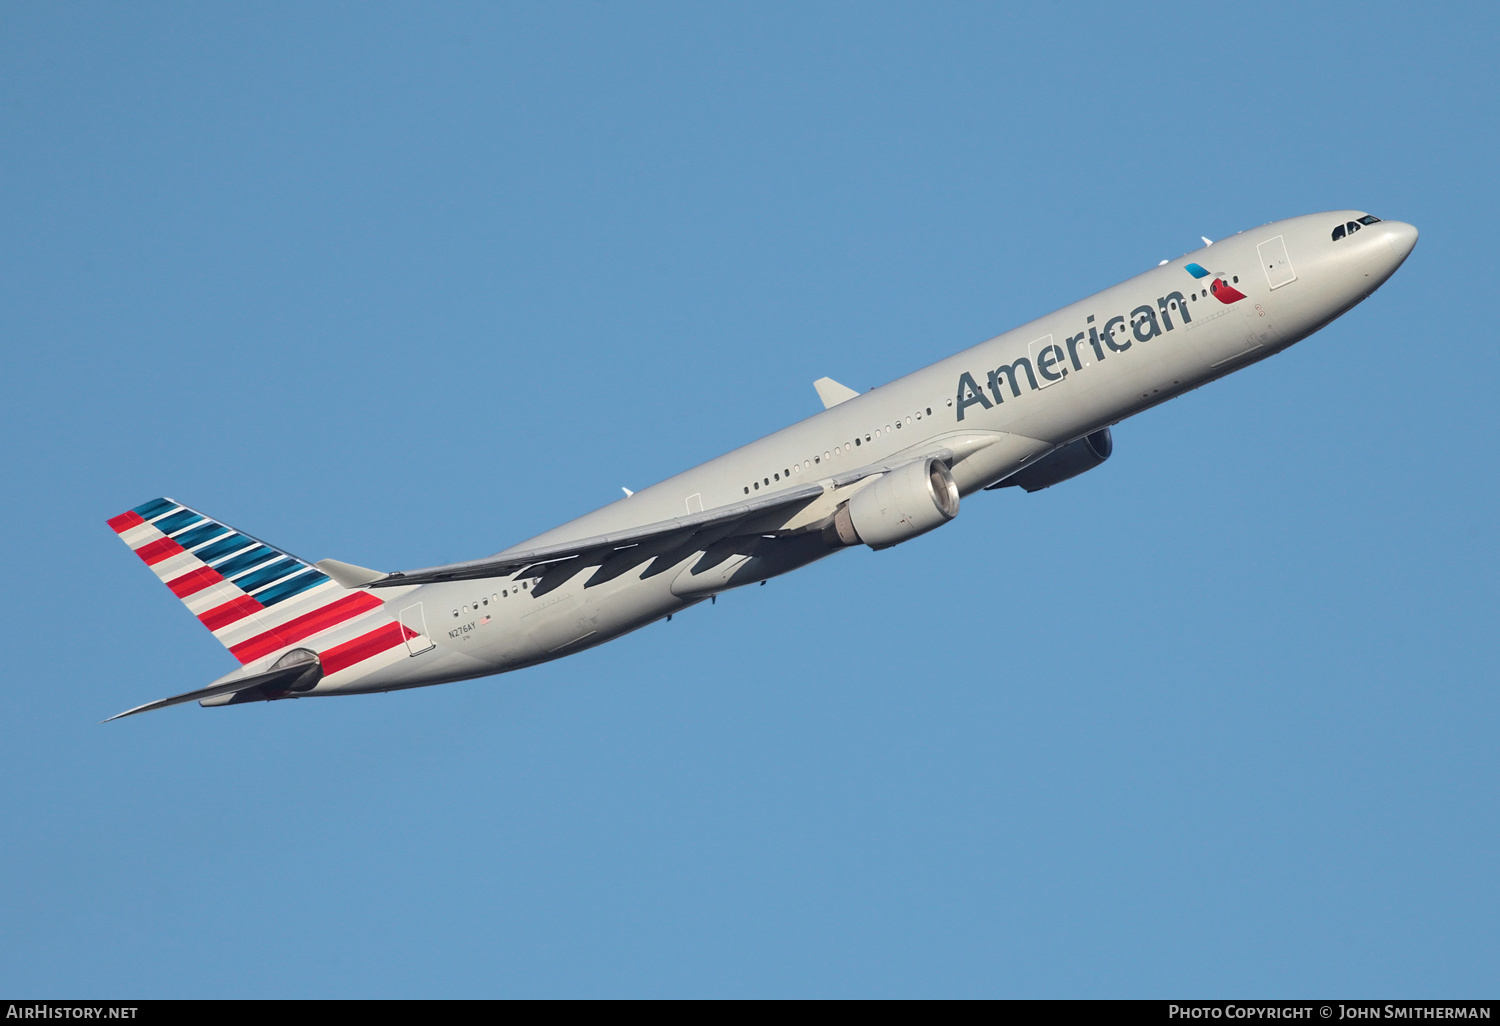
[107,498,392,666]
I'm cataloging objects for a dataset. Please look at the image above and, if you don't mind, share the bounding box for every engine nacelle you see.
[989,428,1112,493]
[827,456,960,550]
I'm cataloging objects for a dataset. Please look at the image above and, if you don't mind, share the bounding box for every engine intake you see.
[827,456,960,550]
[988,428,1112,493]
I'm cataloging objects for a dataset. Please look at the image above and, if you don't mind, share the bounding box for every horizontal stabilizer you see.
[814,377,860,409]
[102,657,317,722]
[315,559,386,589]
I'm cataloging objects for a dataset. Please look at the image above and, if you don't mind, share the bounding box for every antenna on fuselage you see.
[1201,236,1214,247]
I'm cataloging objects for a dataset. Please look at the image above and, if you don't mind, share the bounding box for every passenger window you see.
[1332,224,1346,241]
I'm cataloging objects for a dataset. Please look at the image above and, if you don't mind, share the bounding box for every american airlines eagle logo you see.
[1185,262,1246,304]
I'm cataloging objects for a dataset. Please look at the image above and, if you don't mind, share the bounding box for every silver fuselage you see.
[329,211,1418,696]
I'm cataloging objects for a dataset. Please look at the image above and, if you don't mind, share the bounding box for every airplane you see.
[103,210,1418,720]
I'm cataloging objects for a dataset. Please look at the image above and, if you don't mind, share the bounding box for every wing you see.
[366,446,963,589]
[368,483,826,587]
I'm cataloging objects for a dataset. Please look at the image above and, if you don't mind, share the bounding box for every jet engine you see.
[826,455,960,550]
[988,428,1112,493]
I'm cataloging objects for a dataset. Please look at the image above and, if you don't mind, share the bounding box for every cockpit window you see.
[1334,214,1384,241]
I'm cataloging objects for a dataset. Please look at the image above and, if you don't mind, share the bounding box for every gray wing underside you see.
[369,483,825,587]
[367,452,953,589]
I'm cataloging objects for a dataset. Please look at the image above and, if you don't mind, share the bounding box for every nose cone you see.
[1383,221,1419,265]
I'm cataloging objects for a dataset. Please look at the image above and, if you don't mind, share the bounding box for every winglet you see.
[314,559,386,589]
[814,377,860,409]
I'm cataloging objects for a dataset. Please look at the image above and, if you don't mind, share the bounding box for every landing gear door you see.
[399,603,436,656]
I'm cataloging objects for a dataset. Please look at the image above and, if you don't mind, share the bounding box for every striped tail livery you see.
[106,498,427,719]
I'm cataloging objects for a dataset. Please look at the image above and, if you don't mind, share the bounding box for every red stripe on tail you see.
[166,566,224,598]
[230,592,385,664]
[108,511,145,533]
[199,595,265,632]
[135,537,185,565]
[320,622,407,676]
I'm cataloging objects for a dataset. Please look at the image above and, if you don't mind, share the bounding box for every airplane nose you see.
[1383,221,1419,263]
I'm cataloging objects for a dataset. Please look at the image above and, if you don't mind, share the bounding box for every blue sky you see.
[1,2,1495,997]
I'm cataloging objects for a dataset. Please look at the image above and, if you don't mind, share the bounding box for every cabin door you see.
[1258,235,1297,290]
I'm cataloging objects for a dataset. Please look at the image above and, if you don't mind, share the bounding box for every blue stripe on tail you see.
[132,498,177,520]
[233,557,303,592]
[213,544,280,578]
[256,569,330,606]
[175,522,229,550]
[153,509,204,535]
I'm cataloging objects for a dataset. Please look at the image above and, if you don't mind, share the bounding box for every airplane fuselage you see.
[104,210,1418,718]
[327,210,1415,697]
